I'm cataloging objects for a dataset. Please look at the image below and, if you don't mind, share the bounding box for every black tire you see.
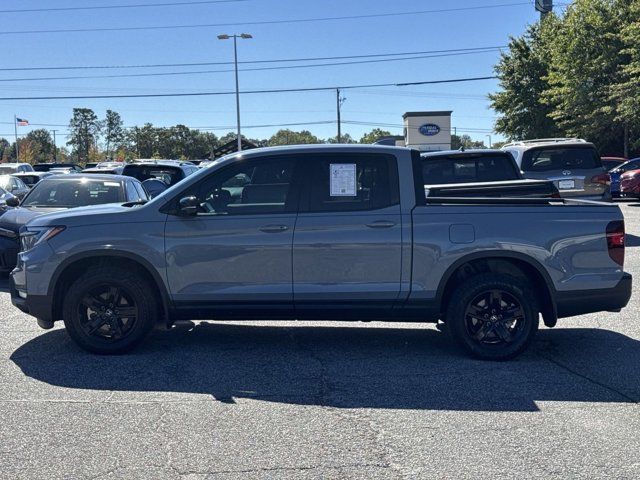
[445,273,539,361]
[63,266,158,354]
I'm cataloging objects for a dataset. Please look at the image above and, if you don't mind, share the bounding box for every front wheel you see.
[63,267,158,354]
[445,273,539,361]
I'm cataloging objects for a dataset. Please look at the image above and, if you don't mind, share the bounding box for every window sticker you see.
[329,163,357,196]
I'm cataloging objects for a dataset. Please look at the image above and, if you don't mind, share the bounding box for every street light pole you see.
[218,33,252,153]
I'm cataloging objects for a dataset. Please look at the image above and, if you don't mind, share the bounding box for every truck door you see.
[293,153,402,311]
[164,155,302,307]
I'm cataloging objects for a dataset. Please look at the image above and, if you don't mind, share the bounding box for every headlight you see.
[19,226,65,252]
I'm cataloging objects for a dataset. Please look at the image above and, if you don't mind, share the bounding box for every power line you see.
[0,0,248,14]
[0,46,506,72]
[0,3,531,35]
[0,49,501,83]
[0,75,497,101]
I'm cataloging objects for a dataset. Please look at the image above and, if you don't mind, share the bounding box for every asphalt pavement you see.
[1,203,639,479]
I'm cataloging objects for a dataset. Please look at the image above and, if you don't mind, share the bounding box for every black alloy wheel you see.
[63,266,157,354]
[445,273,539,360]
[463,289,526,346]
[79,285,139,341]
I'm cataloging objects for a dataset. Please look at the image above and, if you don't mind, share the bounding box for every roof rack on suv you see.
[502,138,587,147]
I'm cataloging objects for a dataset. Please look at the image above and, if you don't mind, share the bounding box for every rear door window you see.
[421,154,520,185]
[521,147,602,172]
[305,153,399,212]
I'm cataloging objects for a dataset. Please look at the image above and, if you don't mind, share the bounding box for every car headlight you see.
[20,226,65,252]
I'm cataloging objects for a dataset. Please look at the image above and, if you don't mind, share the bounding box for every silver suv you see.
[502,138,610,200]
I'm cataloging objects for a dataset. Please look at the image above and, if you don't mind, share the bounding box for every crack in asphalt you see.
[536,351,639,404]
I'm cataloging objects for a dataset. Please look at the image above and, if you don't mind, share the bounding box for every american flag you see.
[16,118,29,126]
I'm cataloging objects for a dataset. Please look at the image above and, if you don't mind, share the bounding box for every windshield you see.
[521,146,602,172]
[122,165,183,186]
[0,166,17,175]
[22,179,124,208]
[421,154,520,185]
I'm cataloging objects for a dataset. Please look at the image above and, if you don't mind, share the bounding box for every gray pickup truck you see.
[10,145,632,360]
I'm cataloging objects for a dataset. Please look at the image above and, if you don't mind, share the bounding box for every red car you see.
[620,169,640,197]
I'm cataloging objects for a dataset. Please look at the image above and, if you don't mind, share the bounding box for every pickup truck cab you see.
[10,145,632,360]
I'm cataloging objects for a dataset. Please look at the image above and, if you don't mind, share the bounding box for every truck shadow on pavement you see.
[10,322,640,411]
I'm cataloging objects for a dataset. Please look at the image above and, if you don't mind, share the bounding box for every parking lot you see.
[0,202,637,479]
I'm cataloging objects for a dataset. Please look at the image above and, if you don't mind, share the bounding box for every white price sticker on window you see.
[330,163,357,196]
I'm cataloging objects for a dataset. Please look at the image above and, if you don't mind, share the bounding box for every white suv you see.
[502,138,610,200]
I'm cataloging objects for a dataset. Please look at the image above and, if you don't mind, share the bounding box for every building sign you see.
[418,123,441,136]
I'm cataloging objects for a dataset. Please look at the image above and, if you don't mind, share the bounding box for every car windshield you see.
[521,146,602,172]
[0,166,17,174]
[16,175,39,186]
[122,165,182,185]
[421,154,520,184]
[22,178,124,208]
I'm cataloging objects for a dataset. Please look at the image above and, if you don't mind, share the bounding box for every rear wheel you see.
[445,273,539,360]
[63,267,157,354]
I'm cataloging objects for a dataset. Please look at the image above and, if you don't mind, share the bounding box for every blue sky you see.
[0,0,549,145]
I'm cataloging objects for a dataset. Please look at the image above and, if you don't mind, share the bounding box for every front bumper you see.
[0,236,18,272]
[556,273,632,318]
[10,275,54,324]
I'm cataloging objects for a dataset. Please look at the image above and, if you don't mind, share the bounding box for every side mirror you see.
[178,195,199,216]
[5,196,20,207]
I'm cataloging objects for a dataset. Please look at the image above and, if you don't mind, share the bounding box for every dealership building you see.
[376,110,452,151]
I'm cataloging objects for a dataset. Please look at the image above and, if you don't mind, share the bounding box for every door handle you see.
[365,220,396,229]
[259,224,289,233]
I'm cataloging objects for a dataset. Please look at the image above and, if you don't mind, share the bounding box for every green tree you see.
[67,108,101,163]
[489,19,561,140]
[609,0,640,154]
[25,129,55,162]
[128,123,157,158]
[451,134,486,150]
[359,128,392,144]
[544,0,628,154]
[326,133,356,144]
[103,110,124,160]
[0,138,10,161]
[267,129,320,146]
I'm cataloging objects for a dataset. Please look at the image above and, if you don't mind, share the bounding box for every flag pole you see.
[14,115,19,162]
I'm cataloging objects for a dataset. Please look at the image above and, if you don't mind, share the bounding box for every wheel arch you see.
[436,251,558,327]
[50,250,171,324]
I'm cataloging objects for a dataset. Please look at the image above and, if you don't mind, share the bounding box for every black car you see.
[421,149,523,185]
[0,175,30,200]
[0,174,148,272]
[33,163,83,173]
[122,160,199,187]
[12,172,55,188]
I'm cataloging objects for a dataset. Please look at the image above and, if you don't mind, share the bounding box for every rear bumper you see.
[556,273,632,318]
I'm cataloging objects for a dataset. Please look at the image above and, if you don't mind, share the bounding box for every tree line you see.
[490,0,640,156]
[0,108,413,165]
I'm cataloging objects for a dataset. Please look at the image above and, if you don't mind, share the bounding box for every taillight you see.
[606,220,625,266]
[551,191,561,199]
[590,173,611,186]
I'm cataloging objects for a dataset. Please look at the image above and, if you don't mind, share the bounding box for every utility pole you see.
[336,89,341,143]
[486,135,492,149]
[51,129,58,162]
[13,115,19,162]
[336,89,346,143]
